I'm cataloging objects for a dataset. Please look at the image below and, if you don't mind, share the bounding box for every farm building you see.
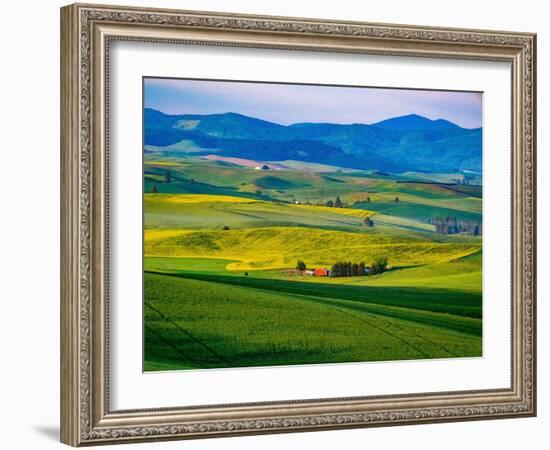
[314,268,330,277]
[305,269,315,276]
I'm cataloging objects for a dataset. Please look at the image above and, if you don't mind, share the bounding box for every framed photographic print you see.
[60,3,537,446]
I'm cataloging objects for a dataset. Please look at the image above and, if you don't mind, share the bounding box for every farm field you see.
[144,272,481,371]
[143,156,482,371]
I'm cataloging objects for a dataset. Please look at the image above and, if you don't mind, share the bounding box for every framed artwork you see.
[60,3,536,446]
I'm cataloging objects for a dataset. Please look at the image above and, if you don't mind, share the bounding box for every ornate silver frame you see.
[60,3,536,446]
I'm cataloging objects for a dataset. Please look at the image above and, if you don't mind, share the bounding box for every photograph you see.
[142,78,484,372]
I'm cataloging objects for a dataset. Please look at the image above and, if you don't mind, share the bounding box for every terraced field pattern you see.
[143,153,482,371]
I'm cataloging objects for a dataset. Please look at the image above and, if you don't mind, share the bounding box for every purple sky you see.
[144,78,482,129]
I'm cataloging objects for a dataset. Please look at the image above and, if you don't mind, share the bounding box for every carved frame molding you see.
[61,3,536,446]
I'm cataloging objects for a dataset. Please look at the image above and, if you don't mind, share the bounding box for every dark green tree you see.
[150,185,158,193]
[330,262,342,277]
[335,196,343,208]
[165,170,172,183]
[296,260,307,271]
[330,261,369,277]
[370,257,389,275]
[344,261,352,276]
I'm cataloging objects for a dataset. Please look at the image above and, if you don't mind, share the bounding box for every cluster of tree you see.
[370,257,389,275]
[296,257,390,277]
[297,196,384,209]
[353,197,399,205]
[317,196,345,208]
[330,261,367,277]
[329,258,388,277]
[427,217,482,236]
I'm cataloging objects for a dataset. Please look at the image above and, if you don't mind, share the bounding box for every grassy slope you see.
[144,193,376,230]
[144,272,481,371]
[148,270,481,319]
[144,155,482,214]
[143,156,483,371]
[355,200,482,222]
[144,249,481,293]
[145,226,480,270]
[355,260,481,290]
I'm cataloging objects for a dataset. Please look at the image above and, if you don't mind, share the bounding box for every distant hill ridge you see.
[144,108,482,173]
[371,113,461,131]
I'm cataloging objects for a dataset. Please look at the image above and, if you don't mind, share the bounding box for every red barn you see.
[314,268,330,277]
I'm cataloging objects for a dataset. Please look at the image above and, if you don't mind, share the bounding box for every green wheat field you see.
[143,153,482,371]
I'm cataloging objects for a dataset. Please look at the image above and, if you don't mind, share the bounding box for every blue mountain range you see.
[144,108,482,173]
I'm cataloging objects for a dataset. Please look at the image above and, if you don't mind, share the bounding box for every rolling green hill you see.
[142,125,483,371]
[144,193,379,230]
[145,225,480,271]
[144,272,481,371]
[144,156,481,220]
